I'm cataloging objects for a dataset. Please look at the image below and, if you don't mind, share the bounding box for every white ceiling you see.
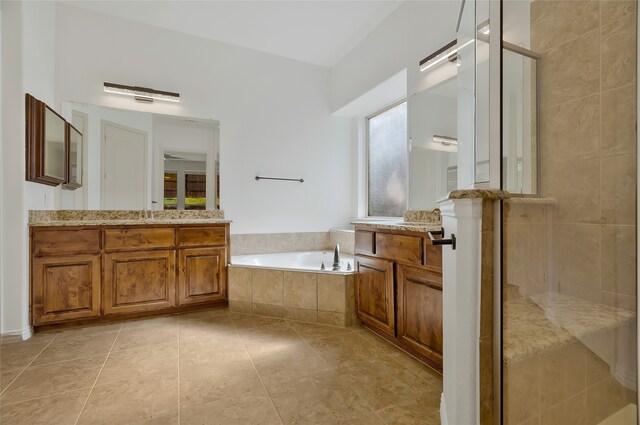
[62,0,403,67]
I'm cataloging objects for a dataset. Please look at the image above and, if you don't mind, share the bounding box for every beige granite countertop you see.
[30,218,232,227]
[437,189,511,204]
[351,209,441,232]
[504,292,635,363]
[29,209,230,227]
[351,219,441,233]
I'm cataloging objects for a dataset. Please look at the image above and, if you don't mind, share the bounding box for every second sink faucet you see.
[332,244,340,270]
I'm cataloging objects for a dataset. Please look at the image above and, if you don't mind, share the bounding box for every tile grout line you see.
[0,386,97,408]
[73,322,123,425]
[229,313,285,425]
[0,353,116,406]
[0,334,59,398]
[348,326,443,393]
[346,327,443,421]
[287,324,390,425]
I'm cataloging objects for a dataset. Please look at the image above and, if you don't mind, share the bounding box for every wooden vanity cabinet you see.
[103,250,177,315]
[355,256,395,337]
[396,264,443,367]
[30,223,230,328]
[177,226,228,305]
[32,253,102,324]
[178,247,226,305]
[355,226,443,371]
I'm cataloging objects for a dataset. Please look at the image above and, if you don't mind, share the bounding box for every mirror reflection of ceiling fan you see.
[164,153,186,160]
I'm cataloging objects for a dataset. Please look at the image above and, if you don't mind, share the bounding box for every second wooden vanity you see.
[354,223,443,371]
[30,214,230,329]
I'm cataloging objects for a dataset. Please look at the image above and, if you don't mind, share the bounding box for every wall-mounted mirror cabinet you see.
[63,123,82,190]
[26,94,67,186]
[26,94,83,189]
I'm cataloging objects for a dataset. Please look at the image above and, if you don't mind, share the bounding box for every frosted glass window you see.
[367,102,407,217]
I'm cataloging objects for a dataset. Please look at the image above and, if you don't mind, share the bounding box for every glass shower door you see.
[502,1,638,424]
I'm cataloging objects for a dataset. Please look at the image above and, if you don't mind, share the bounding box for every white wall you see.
[54,4,354,235]
[1,1,57,335]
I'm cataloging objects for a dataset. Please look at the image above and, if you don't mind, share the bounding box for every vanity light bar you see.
[419,40,457,72]
[103,82,180,103]
[477,18,491,36]
[419,39,475,72]
[433,135,458,146]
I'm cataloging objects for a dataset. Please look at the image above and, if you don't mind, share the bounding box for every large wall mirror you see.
[409,77,458,210]
[60,102,220,210]
[63,123,82,190]
[26,94,69,186]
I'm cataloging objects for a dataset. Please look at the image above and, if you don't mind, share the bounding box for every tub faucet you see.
[332,244,340,270]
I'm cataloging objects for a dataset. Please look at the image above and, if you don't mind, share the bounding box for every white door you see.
[102,121,148,209]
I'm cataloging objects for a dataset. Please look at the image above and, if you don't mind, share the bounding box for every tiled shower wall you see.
[230,230,355,256]
[503,2,637,425]
[512,0,637,311]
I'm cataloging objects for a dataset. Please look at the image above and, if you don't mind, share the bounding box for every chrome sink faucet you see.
[140,202,159,220]
[332,244,340,270]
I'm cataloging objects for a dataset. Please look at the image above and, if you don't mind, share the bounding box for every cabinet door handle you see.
[428,227,456,250]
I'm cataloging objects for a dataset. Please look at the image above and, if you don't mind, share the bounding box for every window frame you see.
[364,98,408,219]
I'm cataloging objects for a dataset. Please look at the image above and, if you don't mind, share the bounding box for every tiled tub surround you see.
[230,229,354,256]
[228,266,357,326]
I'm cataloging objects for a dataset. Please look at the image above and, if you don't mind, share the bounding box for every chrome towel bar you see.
[255,176,304,183]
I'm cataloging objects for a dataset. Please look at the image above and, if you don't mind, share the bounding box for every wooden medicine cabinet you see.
[26,94,68,186]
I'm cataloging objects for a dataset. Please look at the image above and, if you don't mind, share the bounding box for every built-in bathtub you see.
[232,250,354,273]
[228,250,357,326]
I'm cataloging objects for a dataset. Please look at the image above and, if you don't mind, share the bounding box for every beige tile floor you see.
[0,309,442,425]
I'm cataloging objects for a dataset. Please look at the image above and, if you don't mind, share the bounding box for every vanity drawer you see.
[104,227,175,251]
[178,226,226,247]
[375,233,423,266]
[355,230,375,255]
[32,229,101,256]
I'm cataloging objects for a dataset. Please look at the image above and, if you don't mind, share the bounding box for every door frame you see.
[100,120,149,209]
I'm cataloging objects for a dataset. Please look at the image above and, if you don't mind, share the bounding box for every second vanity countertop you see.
[28,209,231,227]
[351,219,441,233]
[351,209,442,233]
[351,220,440,233]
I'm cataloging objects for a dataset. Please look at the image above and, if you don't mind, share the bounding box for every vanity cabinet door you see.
[396,264,443,368]
[103,250,176,315]
[355,256,395,337]
[178,247,226,305]
[32,254,101,325]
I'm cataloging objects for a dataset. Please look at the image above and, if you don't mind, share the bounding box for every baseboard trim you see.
[1,326,33,343]
[440,393,448,425]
